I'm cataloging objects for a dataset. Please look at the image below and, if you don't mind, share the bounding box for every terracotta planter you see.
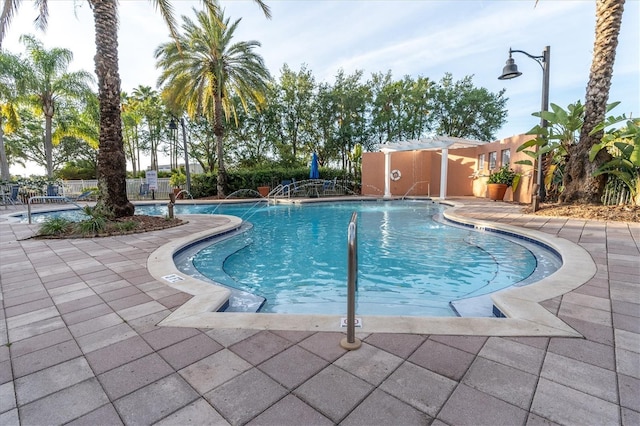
[487,183,508,201]
[173,188,183,199]
[257,186,270,197]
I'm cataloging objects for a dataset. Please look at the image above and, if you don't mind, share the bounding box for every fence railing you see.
[61,178,174,200]
[602,176,632,206]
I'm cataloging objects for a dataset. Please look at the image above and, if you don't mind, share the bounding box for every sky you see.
[3,0,639,176]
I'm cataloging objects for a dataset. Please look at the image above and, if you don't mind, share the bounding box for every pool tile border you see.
[147,201,594,337]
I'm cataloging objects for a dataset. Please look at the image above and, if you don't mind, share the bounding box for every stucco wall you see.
[362,150,435,196]
[471,134,535,203]
[361,134,536,202]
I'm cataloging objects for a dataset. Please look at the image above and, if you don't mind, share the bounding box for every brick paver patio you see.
[0,198,638,425]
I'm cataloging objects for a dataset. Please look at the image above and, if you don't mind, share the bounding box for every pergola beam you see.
[377,135,488,199]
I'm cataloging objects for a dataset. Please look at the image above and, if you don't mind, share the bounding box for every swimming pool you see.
[140,200,559,317]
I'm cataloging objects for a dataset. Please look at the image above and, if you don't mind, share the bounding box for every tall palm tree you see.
[155,7,271,196]
[131,85,165,172]
[1,0,270,217]
[121,92,144,176]
[19,34,94,178]
[0,50,24,180]
[561,0,626,203]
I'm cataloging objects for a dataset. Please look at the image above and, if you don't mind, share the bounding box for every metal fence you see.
[602,176,632,206]
[61,178,174,200]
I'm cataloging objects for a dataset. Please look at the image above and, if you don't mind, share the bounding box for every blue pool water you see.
[147,200,554,317]
[21,201,560,317]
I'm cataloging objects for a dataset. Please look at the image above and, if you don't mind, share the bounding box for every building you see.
[361,134,535,203]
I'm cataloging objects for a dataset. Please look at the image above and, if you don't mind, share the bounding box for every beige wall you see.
[362,150,435,196]
[361,134,536,203]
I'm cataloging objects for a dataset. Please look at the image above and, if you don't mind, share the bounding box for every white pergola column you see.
[383,149,392,199]
[440,148,448,200]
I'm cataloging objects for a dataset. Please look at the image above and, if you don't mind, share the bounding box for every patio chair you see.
[322,177,338,195]
[46,184,66,203]
[281,180,291,196]
[8,185,23,205]
[139,183,151,199]
[46,184,60,196]
[69,190,94,202]
[290,178,306,197]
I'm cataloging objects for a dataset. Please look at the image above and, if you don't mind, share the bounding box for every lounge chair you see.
[7,185,23,205]
[139,183,151,199]
[281,180,291,196]
[290,178,306,197]
[323,177,338,195]
[46,184,59,197]
[69,190,94,201]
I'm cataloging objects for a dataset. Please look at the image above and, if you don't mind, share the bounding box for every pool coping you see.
[147,200,595,337]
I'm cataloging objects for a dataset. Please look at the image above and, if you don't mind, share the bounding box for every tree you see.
[1,0,270,216]
[225,95,274,168]
[120,92,143,176]
[131,86,165,171]
[155,7,271,196]
[561,0,626,203]
[589,116,640,205]
[188,115,218,173]
[270,64,316,163]
[0,50,24,180]
[431,73,507,141]
[369,72,434,144]
[517,102,585,201]
[331,69,371,173]
[18,34,94,178]
[4,106,93,174]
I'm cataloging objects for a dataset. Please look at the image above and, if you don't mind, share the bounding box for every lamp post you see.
[169,118,178,169]
[179,118,191,193]
[168,117,191,194]
[498,45,550,207]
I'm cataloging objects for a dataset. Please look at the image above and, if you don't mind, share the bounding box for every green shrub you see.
[74,216,106,235]
[190,167,347,198]
[488,166,517,186]
[73,205,108,235]
[38,217,73,236]
[169,172,187,188]
[116,221,138,232]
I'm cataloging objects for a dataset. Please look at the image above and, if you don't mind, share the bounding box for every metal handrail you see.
[341,211,361,350]
[27,196,83,224]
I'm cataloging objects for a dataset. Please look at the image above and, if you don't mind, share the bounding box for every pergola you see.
[378,136,488,199]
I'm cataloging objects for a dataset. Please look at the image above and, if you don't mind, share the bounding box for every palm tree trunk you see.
[561,0,625,204]
[214,96,226,196]
[44,113,54,178]
[0,121,10,180]
[90,0,134,217]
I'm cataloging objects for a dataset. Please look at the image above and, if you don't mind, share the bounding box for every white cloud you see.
[3,0,638,174]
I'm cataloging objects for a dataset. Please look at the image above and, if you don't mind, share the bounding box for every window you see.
[501,149,511,167]
[488,151,497,170]
[477,153,485,171]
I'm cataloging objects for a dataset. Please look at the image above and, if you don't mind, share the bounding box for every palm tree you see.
[1,0,270,217]
[155,7,271,196]
[0,50,24,180]
[121,92,144,176]
[131,85,165,172]
[19,34,94,178]
[561,0,626,203]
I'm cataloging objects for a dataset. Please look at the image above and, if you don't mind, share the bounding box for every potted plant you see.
[257,184,270,197]
[169,172,187,198]
[487,166,519,201]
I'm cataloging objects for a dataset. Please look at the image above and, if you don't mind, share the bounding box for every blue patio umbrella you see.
[310,152,320,179]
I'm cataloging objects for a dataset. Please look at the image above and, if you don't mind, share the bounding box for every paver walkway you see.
[0,198,638,425]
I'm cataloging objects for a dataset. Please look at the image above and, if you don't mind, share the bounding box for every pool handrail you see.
[27,196,84,224]
[341,211,361,350]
